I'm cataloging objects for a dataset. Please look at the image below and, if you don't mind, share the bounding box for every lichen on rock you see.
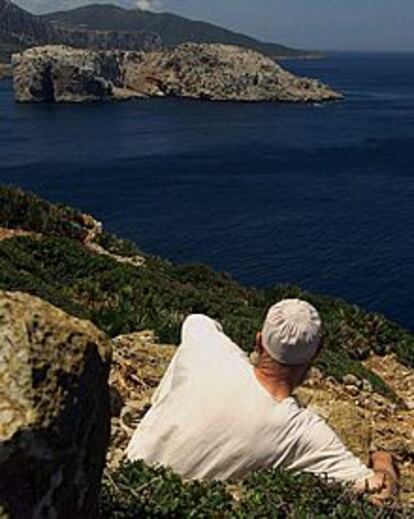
[0,291,112,518]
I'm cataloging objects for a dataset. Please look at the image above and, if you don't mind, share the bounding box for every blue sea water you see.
[0,53,413,331]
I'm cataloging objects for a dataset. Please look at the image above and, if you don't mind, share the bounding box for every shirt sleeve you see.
[151,352,178,406]
[181,314,223,344]
[152,315,223,405]
[282,408,374,484]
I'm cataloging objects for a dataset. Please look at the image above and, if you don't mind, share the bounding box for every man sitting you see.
[127,299,398,505]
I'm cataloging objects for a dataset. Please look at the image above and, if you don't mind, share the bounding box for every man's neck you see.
[253,366,294,402]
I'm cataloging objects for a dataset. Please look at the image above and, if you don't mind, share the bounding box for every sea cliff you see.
[12,44,342,104]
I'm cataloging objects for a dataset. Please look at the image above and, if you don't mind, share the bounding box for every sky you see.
[159,0,414,52]
[19,0,414,52]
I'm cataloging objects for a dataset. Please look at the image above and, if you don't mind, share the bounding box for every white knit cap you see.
[261,299,322,366]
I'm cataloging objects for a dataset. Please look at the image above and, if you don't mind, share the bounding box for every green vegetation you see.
[101,461,400,518]
[1,185,413,400]
[1,185,413,516]
[96,231,144,258]
[0,185,89,240]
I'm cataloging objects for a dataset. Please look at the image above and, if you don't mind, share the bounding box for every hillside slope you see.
[0,185,413,514]
[15,0,137,14]
[15,0,137,13]
[0,185,413,389]
[0,0,160,62]
[41,3,319,59]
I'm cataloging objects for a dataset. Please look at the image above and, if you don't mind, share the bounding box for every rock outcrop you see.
[12,46,118,102]
[122,43,340,103]
[12,44,342,104]
[0,291,112,518]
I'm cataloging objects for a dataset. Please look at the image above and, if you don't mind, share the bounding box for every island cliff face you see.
[12,44,342,104]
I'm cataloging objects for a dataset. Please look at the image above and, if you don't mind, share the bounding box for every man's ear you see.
[255,332,263,353]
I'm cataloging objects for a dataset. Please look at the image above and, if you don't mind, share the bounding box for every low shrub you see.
[0,185,88,240]
[100,461,401,518]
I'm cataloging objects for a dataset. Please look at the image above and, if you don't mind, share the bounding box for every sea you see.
[0,52,413,331]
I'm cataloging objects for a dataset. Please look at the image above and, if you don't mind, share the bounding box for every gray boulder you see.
[0,291,112,518]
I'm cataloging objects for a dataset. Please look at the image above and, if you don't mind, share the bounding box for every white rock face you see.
[123,43,342,103]
[13,44,342,104]
[12,46,117,102]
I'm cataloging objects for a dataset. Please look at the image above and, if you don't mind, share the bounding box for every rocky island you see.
[0,186,413,516]
[12,44,342,104]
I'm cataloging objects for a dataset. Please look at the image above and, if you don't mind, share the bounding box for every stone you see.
[342,374,363,389]
[345,385,360,397]
[371,393,388,409]
[0,291,112,518]
[304,367,324,387]
[12,44,342,104]
[362,379,373,393]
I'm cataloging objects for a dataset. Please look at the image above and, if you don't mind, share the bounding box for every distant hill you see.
[41,3,319,59]
[0,0,160,62]
[14,0,137,14]
[1,0,320,64]
[0,0,50,61]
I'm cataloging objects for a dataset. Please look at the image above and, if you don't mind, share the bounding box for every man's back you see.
[127,315,373,483]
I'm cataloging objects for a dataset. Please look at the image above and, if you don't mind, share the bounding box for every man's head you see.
[261,299,322,366]
[254,300,322,393]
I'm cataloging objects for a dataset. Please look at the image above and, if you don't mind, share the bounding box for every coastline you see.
[0,63,11,80]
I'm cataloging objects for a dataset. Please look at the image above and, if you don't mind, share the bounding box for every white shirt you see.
[127,315,374,483]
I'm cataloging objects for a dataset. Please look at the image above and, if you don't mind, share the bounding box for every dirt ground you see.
[0,228,37,241]
[108,332,414,506]
[0,224,145,266]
